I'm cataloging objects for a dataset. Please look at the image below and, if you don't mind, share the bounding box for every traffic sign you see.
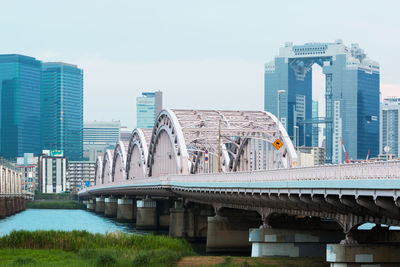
[273,139,283,150]
[205,156,209,162]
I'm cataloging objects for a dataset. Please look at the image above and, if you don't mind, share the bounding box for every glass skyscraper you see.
[0,54,42,158]
[265,40,380,163]
[136,91,163,128]
[41,62,83,160]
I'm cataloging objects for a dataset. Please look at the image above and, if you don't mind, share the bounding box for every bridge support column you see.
[0,198,6,218]
[87,199,95,211]
[117,198,136,222]
[6,198,14,216]
[136,199,157,230]
[249,227,344,257]
[95,197,105,213]
[169,202,213,241]
[327,228,400,266]
[206,210,261,253]
[158,199,171,230]
[104,197,117,217]
[327,244,400,266]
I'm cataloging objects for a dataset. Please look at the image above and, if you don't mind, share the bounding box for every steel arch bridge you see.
[95,109,297,185]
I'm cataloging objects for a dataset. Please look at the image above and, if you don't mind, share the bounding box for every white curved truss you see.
[95,156,103,185]
[230,111,297,171]
[111,141,129,182]
[94,109,297,184]
[147,109,190,176]
[101,150,114,184]
[126,128,151,179]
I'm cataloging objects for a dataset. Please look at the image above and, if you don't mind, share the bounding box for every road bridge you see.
[79,109,400,266]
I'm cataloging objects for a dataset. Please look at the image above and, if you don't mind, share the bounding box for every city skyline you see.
[0,1,398,128]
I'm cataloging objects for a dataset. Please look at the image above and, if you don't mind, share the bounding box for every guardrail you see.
[82,161,400,194]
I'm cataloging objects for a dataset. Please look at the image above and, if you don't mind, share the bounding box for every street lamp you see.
[277,90,286,126]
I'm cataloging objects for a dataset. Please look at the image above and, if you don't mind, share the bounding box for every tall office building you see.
[0,54,42,158]
[136,91,162,128]
[83,121,120,161]
[41,62,83,161]
[380,97,400,158]
[120,126,132,142]
[312,100,319,147]
[265,40,379,163]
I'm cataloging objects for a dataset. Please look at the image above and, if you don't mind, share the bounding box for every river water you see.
[0,209,160,237]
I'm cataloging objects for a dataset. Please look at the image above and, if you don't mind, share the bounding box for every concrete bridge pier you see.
[117,198,136,222]
[6,198,15,216]
[136,198,157,230]
[249,227,344,257]
[157,199,171,230]
[169,201,213,241]
[87,199,95,211]
[104,197,117,217]
[206,209,261,254]
[95,197,105,213]
[327,228,400,266]
[0,198,6,218]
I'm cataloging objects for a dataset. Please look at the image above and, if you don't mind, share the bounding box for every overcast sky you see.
[1,0,399,128]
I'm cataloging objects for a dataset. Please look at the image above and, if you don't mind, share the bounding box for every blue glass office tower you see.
[265,40,380,163]
[136,91,163,128]
[41,62,83,160]
[0,55,42,158]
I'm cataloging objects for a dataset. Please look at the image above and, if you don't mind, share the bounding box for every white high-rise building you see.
[380,97,400,158]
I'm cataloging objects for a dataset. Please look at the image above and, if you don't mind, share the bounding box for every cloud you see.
[76,57,263,128]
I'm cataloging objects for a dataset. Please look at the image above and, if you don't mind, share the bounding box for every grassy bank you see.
[0,230,194,266]
[27,200,86,209]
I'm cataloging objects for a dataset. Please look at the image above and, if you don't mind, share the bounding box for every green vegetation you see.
[34,192,77,201]
[0,230,195,267]
[27,200,86,209]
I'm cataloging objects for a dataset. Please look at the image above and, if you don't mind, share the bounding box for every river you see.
[0,209,162,236]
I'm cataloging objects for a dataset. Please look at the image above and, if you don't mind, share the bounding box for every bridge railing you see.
[83,161,400,193]
[168,161,400,183]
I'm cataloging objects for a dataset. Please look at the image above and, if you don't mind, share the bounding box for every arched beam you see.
[112,141,128,182]
[126,128,149,179]
[95,156,103,185]
[147,109,190,177]
[101,150,114,184]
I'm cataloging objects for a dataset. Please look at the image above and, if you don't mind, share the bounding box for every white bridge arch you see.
[95,109,297,185]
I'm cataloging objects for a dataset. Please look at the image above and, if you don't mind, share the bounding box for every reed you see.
[0,230,192,253]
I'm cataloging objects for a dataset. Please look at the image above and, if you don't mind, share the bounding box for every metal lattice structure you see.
[97,109,297,185]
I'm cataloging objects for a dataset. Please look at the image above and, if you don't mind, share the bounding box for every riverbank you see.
[27,200,86,209]
[0,230,194,266]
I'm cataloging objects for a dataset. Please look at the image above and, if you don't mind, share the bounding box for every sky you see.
[1,0,399,128]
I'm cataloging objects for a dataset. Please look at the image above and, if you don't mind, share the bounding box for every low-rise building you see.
[16,153,38,193]
[38,150,67,193]
[67,161,96,192]
[297,147,325,167]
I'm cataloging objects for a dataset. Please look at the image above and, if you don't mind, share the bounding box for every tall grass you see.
[0,230,192,253]
[0,231,195,266]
